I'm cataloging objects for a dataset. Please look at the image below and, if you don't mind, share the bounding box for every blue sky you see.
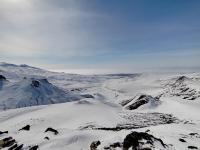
[0,0,200,73]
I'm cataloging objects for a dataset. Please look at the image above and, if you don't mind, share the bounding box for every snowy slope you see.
[0,78,82,109]
[0,62,49,77]
[0,63,200,150]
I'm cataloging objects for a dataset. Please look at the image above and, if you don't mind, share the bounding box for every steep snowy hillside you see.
[0,77,82,109]
[165,76,200,100]
[0,63,200,150]
[0,62,49,77]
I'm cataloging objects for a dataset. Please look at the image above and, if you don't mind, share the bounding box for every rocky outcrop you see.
[0,75,7,90]
[81,94,94,99]
[19,125,30,131]
[29,145,39,150]
[125,95,160,110]
[0,130,8,135]
[0,137,16,149]
[45,127,59,135]
[123,131,167,150]
[104,142,122,149]
[188,146,198,149]
[90,141,101,150]
[0,75,6,80]
[166,76,200,100]
[31,80,40,87]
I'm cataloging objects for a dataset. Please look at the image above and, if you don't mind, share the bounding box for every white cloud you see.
[0,0,109,59]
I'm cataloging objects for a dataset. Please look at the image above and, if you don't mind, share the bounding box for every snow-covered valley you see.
[0,62,200,150]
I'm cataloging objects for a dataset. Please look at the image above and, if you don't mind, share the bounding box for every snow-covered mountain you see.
[0,77,82,109]
[0,62,48,77]
[0,63,200,150]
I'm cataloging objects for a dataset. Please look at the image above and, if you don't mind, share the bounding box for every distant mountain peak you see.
[0,62,39,69]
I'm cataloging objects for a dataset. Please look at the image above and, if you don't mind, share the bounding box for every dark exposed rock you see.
[19,125,30,131]
[120,98,133,106]
[188,146,198,149]
[29,145,39,150]
[125,95,160,110]
[110,142,122,148]
[31,80,40,87]
[188,97,196,100]
[189,133,199,136]
[8,144,18,150]
[166,76,200,101]
[44,136,50,140]
[3,139,15,148]
[71,88,81,92]
[81,94,94,99]
[0,75,6,80]
[0,137,16,148]
[104,142,122,149]
[126,99,148,110]
[82,113,178,131]
[15,144,23,150]
[183,97,189,99]
[90,141,101,150]
[45,127,59,135]
[0,75,7,90]
[181,87,189,93]
[145,129,150,133]
[176,76,188,82]
[179,138,186,142]
[123,132,166,150]
[2,137,12,142]
[0,131,8,135]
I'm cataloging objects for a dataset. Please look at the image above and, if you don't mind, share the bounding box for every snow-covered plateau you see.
[0,62,200,150]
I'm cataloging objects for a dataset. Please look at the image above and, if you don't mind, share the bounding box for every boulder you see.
[29,145,39,150]
[90,141,101,150]
[123,132,166,150]
[179,138,186,142]
[0,131,8,135]
[0,75,6,80]
[31,80,40,87]
[188,146,198,149]
[19,125,30,131]
[8,144,18,150]
[15,144,23,150]
[45,127,59,135]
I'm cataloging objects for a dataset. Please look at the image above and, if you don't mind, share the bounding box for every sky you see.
[0,0,200,74]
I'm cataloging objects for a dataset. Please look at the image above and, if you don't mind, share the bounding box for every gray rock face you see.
[166,76,200,100]
[123,132,166,150]
[0,75,6,80]
[0,75,7,90]
[125,95,160,110]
